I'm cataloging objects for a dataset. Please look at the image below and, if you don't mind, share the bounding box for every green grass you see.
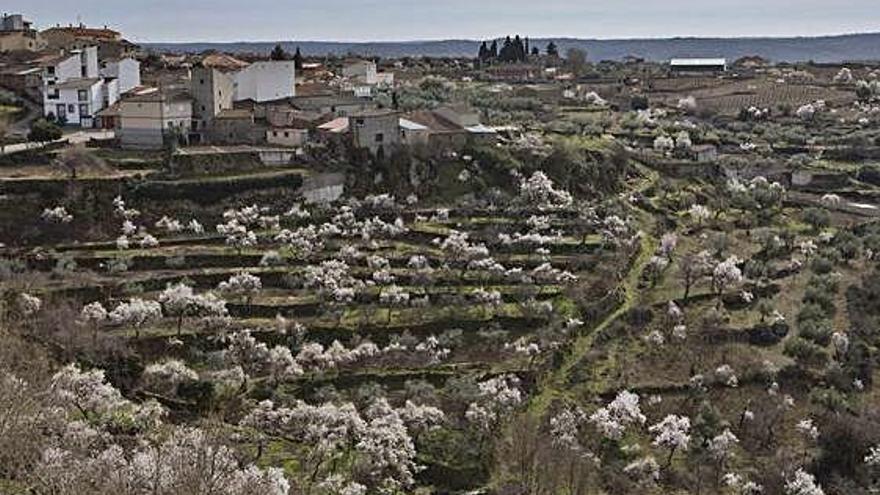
[528,226,657,416]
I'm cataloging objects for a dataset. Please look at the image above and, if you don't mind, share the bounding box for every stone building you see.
[0,14,46,52]
[104,88,192,149]
[350,110,400,158]
[41,24,136,59]
[190,65,234,136]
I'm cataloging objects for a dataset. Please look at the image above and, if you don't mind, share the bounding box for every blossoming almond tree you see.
[158,283,228,336]
[649,414,691,468]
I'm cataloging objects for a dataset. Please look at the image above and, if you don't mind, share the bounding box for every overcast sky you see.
[5,0,879,43]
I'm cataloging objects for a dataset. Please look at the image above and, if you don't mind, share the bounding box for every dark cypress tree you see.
[546,41,559,57]
[499,36,511,62]
[293,47,303,70]
[513,35,525,62]
[525,37,530,59]
[531,46,540,56]
[270,43,289,61]
[490,40,498,59]
[478,41,489,61]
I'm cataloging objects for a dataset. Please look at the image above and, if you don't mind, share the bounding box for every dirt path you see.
[527,163,660,417]
[528,230,656,417]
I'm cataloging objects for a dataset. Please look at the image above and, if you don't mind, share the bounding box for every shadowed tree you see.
[566,48,588,76]
[0,116,8,154]
[28,118,62,144]
[478,41,489,62]
[293,47,304,70]
[270,43,289,61]
[54,146,109,180]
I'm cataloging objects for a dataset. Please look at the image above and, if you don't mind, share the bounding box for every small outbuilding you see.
[689,144,718,163]
[670,58,727,74]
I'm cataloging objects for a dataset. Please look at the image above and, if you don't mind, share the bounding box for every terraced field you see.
[2,176,643,491]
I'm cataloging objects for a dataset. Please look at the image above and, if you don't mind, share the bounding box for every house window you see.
[375,133,384,143]
[201,105,206,111]
[355,118,364,127]
[284,132,289,138]
[47,66,55,75]
[78,104,89,116]
[47,90,59,100]
[67,104,76,113]
[199,79,205,85]
[77,90,88,102]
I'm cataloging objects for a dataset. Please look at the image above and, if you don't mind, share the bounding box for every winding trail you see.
[528,163,660,417]
[528,231,656,417]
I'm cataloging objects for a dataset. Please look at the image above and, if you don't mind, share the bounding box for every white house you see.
[351,85,372,98]
[233,61,296,103]
[100,57,141,94]
[40,48,94,86]
[669,58,727,73]
[41,46,118,127]
[43,77,109,127]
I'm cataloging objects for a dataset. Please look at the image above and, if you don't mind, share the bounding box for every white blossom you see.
[142,359,198,395]
[41,206,73,224]
[623,456,660,484]
[217,272,262,299]
[589,390,646,440]
[715,364,739,387]
[139,234,159,249]
[518,171,573,211]
[649,414,691,452]
[17,293,42,316]
[708,428,739,461]
[796,418,820,441]
[108,298,162,328]
[79,301,108,324]
[784,469,824,495]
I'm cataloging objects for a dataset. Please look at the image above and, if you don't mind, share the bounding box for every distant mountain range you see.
[143,32,880,63]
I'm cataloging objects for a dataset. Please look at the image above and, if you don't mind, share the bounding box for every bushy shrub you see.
[811,256,834,275]
[803,207,831,231]
[784,337,829,367]
[799,318,833,346]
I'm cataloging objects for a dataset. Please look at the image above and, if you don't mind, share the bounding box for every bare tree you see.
[565,48,588,76]
[0,116,8,154]
[54,146,109,180]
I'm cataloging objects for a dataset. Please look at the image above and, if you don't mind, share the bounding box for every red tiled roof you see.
[43,26,120,40]
[201,53,249,71]
[318,117,349,134]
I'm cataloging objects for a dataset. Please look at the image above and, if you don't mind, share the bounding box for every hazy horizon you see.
[3,0,878,43]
